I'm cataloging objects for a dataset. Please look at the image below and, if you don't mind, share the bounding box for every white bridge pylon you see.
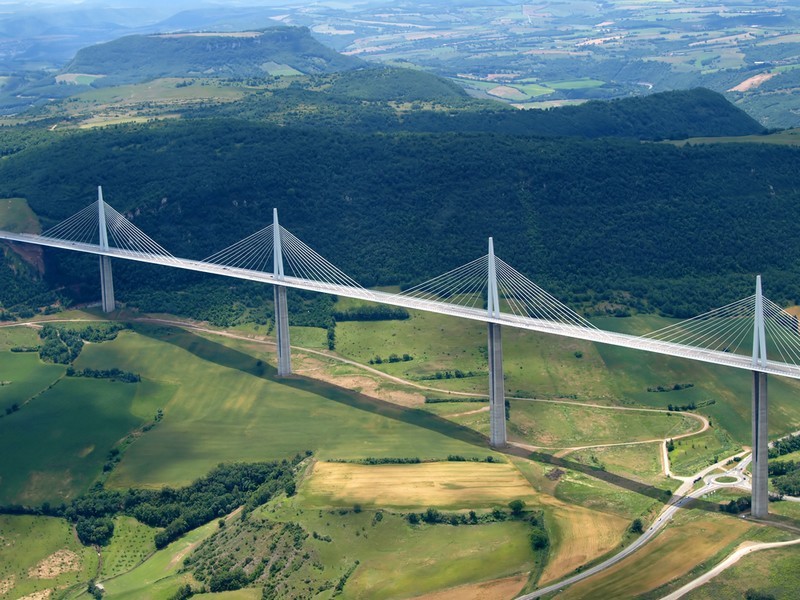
[41,188,180,265]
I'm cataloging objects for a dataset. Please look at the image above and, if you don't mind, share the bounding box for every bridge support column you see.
[273,208,291,376]
[99,256,115,313]
[488,322,507,447]
[274,285,291,376]
[487,237,507,448]
[751,371,769,517]
[97,187,115,313]
[751,275,768,517]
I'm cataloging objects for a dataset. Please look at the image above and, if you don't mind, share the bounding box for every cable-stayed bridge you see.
[1,188,796,519]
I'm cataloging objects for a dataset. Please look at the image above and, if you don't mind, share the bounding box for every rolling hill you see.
[60,26,364,86]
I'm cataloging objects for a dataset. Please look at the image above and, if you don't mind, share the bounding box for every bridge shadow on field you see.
[134,322,487,448]
[135,322,725,515]
[514,449,723,514]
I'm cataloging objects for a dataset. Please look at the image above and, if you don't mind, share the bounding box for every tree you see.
[508,499,526,517]
[630,518,644,534]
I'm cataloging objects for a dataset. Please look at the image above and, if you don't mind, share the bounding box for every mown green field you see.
[0,350,64,413]
[75,324,493,490]
[0,372,146,504]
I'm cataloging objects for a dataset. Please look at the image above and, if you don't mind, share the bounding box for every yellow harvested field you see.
[301,461,538,509]
[557,514,751,599]
[410,573,528,600]
[538,498,628,584]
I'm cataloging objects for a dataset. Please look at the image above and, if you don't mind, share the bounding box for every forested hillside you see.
[1,118,798,321]
[193,79,764,141]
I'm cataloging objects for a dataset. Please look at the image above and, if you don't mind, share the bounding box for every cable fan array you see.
[41,200,178,263]
[203,223,366,290]
[642,295,800,366]
[399,254,598,331]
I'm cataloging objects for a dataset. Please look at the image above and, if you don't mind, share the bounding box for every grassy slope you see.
[680,545,800,600]
[99,516,159,579]
[555,505,759,600]
[0,197,41,233]
[0,515,98,600]
[0,373,144,504]
[0,350,64,413]
[97,520,216,599]
[83,324,493,490]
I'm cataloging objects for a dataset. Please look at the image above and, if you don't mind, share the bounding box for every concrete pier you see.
[488,322,507,447]
[751,371,769,517]
[99,256,115,313]
[274,285,291,376]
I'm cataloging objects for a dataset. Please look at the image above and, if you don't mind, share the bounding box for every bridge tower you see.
[273,208,292,377]
[97,187,115,313]
[751,275,769,517]
[487,237,507,447]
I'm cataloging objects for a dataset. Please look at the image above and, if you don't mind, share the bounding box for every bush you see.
[508,499,526,516]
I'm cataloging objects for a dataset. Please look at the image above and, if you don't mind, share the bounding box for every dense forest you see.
[1,110,799,320]
[191,77,764,141]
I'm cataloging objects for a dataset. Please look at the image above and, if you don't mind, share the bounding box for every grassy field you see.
[0,371,146,504]
[593,315,800,444]
[299,460,537,510]
[566,442,668,486]
[679,545,800,600]
[506,401,697,447]
[0,515,97,600]
[556,506,755,599]
[263,495,537,600]
[0,197,41,233]
[82,324,494,490]
[0,350,64,413]
[98,517,159,579]
[667,428,739,476]
[94,520,216,599]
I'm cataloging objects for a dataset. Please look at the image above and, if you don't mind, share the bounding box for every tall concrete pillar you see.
[487,237,507,448]
[488,322,507,447]
[751,371,769,517]
[99,256,115,313]
[274,285,291,376]
[273,208,291,376]
[97,187,115,313]
[751,275,768,517]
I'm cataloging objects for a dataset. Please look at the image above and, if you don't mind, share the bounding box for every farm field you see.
[299,460,537,510]
[679,544,800,600]
[555,505,761,600]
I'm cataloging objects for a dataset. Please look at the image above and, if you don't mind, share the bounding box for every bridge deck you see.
[3,230,799,380]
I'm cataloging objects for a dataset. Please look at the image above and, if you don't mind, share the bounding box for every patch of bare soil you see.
[27,549,81,579]
[17,591,52,600]
[728,72,777,92]
[0,575,15,595]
